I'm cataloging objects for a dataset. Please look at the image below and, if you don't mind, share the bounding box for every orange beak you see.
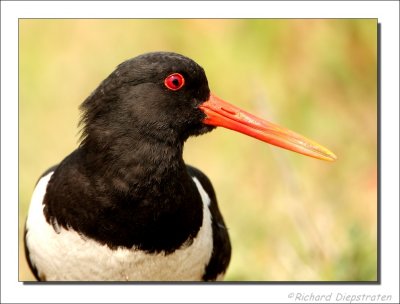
[199,94,337,162]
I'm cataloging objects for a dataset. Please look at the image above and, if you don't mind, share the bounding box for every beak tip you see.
[324,151,338,162]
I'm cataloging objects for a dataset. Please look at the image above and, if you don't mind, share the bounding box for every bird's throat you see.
[81,136,186,192]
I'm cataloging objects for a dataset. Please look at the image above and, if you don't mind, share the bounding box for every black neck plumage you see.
[43,133,204,253]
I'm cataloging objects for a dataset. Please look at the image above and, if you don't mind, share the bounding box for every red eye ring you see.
[164,73,185,91]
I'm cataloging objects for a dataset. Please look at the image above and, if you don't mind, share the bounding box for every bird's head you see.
[80,51,336,161]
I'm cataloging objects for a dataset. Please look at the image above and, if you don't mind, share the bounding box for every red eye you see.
[164,73,185,91]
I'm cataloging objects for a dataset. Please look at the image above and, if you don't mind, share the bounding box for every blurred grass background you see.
[19,19,377,281]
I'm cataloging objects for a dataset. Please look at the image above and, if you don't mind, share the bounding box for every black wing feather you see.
[186,165,231,281]
[24,165,58,281]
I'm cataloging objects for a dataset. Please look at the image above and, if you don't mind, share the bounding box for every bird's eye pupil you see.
[164,73,185,91]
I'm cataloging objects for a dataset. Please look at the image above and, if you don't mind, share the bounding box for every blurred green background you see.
[19,19,377,281]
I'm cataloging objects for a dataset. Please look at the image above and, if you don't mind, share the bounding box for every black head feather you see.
[79,52,214,151]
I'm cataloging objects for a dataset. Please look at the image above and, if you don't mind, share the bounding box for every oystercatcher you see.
[24,52,336,281]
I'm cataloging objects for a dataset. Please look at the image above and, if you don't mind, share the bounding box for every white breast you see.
[25,172,214,281]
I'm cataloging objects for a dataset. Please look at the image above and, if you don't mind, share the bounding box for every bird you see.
[24,51,336,282]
